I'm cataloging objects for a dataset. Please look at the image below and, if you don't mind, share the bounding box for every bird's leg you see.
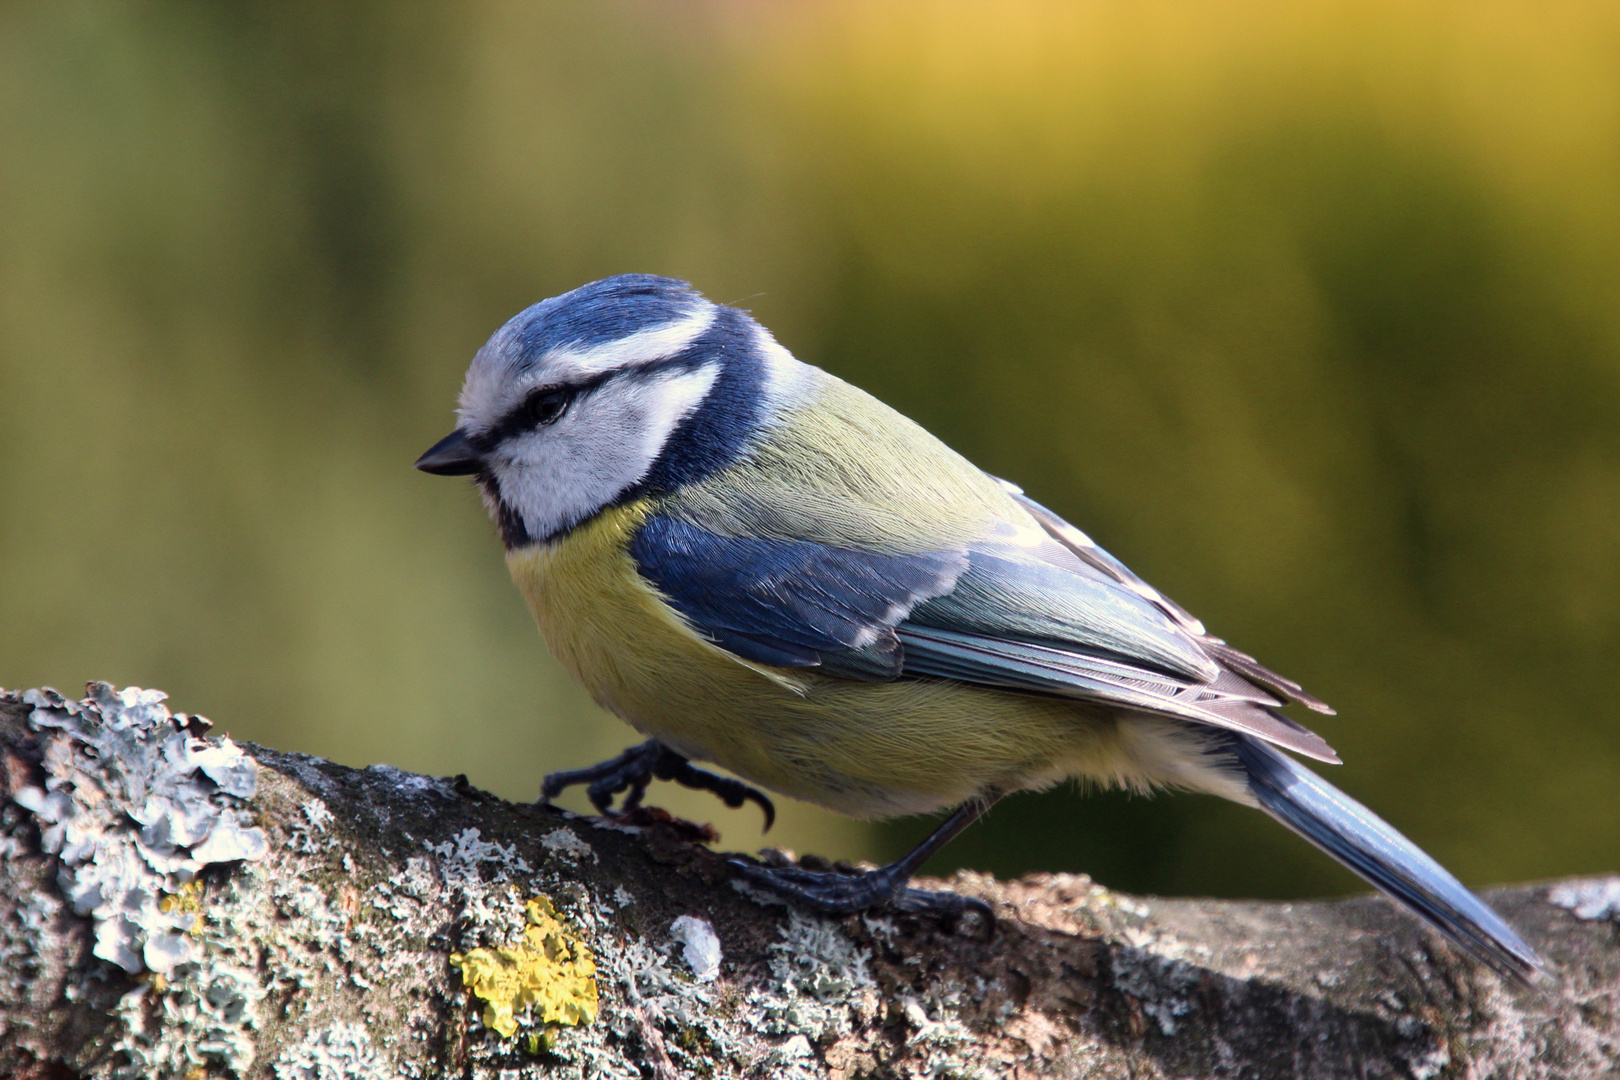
[728,801,993,931]
[540,739,776,830]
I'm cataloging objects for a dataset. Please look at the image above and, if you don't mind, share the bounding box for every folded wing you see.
[632,487,1338,763]
[999,479,1336,716]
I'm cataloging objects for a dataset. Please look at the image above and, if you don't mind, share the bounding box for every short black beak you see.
[414,428,484,476]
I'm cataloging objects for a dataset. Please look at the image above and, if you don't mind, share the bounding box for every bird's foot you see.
[728,858,993,933]
[540,739,775,831]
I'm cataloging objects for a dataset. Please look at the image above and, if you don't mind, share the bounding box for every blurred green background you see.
[3,0,1617,901]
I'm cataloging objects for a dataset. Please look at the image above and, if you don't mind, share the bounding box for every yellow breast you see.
[506,501,1199,818]
[507,501,812,777]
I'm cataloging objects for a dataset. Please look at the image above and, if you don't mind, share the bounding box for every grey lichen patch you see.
[12,684,269,977]
[1549,877,1620,921]
[112,779,457,1079]
[1,684,481,1079]
[541,827,598,864]
[286,797,336,855]
[4,684,278,1077]
[113,954,267,1077]
[733,908,880,1074]
[769,910,874,1003]
[890,990,982,1074]
[431,826,534,884]
[273,1021,394,1080]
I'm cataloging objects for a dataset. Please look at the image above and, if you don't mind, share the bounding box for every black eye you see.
[523,386,574,427]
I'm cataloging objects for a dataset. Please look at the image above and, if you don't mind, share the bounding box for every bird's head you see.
[416,274,804,547]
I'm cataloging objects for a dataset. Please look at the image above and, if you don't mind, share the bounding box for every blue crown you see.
[507,274,707,364]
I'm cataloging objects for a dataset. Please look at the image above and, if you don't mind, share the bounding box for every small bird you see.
[417,274,1540,982]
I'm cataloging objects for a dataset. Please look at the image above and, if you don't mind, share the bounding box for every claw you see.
[892,889,996,937]
[727,799,995,932]
[728,858,898,913]
[541,740,663,813]
[654,755,776,831]
[541,740,776,831]
[728,857,994,934]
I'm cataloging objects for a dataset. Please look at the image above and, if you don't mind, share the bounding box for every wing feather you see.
[896,625,1337,762]
[630,513,964,675]
[998,479,1336,716]
[630,482,1339,762]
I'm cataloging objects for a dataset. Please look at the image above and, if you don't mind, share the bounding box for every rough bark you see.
[1,684,1615,1080]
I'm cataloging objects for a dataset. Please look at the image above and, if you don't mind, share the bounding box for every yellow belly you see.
[508,502,1224,818]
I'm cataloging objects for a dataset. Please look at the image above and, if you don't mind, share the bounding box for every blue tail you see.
[1232,735,1542,983]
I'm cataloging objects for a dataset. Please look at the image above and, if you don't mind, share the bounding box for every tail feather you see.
[1232,735,1542,984]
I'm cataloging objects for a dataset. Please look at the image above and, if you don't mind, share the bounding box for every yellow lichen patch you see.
[158,879,205,918]
[450,896,598,1040]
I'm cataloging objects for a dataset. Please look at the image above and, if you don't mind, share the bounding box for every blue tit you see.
[417,274,1540,982]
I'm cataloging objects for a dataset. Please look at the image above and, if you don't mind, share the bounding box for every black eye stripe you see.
[484,376,603,445]
[477,354,707,450]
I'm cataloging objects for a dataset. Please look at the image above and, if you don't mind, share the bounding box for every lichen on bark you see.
[1,684,1616,1079]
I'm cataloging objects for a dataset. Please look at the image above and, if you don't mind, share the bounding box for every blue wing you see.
[631,499,1338,763]
[630,514,963,676]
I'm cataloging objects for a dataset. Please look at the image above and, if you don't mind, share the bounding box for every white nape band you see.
[752,323,815,409]
[543,306,718,382]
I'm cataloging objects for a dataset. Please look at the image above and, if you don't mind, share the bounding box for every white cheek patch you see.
[493,363,721,542]
[614,363,723,473]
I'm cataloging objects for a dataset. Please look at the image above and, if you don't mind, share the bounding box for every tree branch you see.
[1,684,1614,1079]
